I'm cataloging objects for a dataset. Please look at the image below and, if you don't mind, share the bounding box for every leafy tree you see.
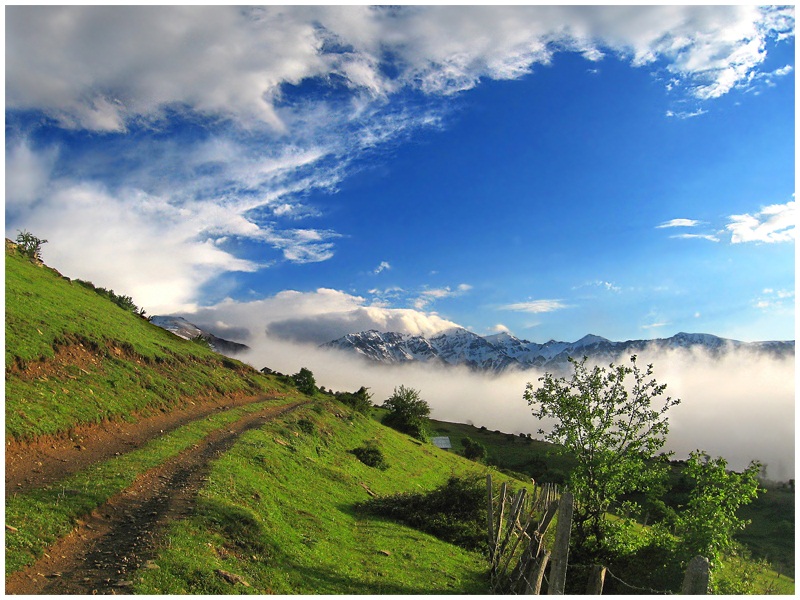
[292,367,317,396]
[15,230,48,261]
[335,386,374,414]
[524,355,680,559]
[461,436,487,462]
[381,385,430,441]
[677,451,762,564]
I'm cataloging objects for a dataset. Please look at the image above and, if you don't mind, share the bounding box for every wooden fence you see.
[486,474,710,595]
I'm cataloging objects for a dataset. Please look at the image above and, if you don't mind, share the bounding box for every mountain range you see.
[322,328,794,372]
[149,315,249,356]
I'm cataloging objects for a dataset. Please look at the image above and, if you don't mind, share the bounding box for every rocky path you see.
[5,399,307,595]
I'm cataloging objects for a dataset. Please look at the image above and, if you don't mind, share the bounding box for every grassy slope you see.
[135,401,508,594]
[5,243,515,593]
[5,243,276,441]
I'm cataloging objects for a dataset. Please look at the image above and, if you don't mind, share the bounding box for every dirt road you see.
[6,399,306,594]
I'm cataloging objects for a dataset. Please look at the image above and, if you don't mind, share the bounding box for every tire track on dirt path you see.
[5,400,309,595]
[6,391,286,494]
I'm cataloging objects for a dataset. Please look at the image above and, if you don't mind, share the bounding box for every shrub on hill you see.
[74,279,143,315]
[349,442,389,470]
[461,437,487,462]
[356,475,487,552]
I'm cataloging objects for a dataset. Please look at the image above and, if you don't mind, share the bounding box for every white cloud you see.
[373,261,391,275]
[4,181,260,314]
[182,288,460,345]
[499,299,569,314]
[656,218,700,228]
[574,280,621,293]
[669,233,721,242]
[665,108,707,119]
[490,324,511,333]
[641,322,670,330]
[413,284,472,309]
[5,6,794,315]
[6,6,792,131]
[754,288,795,312]
[727,201,795,244]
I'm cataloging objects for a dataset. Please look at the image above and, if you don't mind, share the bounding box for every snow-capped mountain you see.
[322,328,794,372]
[150,316,249,356]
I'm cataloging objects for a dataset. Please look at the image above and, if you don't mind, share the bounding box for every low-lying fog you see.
[241,338,795,480]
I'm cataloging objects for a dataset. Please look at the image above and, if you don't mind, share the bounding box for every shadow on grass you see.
[199,498,488,594]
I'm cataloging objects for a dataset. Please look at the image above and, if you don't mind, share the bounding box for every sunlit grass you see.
[5,397,298,574]
[134,401,513,594]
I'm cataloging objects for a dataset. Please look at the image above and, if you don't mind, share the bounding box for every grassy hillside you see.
[5,241,277,441]
[133,401,508,594]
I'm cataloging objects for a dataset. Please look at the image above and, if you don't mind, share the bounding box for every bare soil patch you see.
[5,400,307,595]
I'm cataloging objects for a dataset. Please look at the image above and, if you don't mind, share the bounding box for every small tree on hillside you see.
[382,385,430,441]
[336,386,374,414]
[524,355,680,561]
[15,230,48,261]
[292,367,317,396]
[677,451,762,565]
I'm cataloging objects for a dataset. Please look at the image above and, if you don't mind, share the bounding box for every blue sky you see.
[5,5,795,344]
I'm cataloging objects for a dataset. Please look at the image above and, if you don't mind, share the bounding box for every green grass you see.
[133,402,528,594]
[5,397,298,574]
[5,245,279,440]
[426,416,576,483]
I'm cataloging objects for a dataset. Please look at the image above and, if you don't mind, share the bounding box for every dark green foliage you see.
[15,230,48,261]
[461,437,487,462]
[296,418,315,435]
[356,476,487,551]
[381,385,430,441]
[335,386,374,414]
[349,442,389,470]
[74,279,141,314]
[292,367,316,396]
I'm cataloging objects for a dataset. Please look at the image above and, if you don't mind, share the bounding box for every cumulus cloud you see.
[500,299,569,314]
[727,201,796,244]
[181,288,460,345]
[7,6,793,131]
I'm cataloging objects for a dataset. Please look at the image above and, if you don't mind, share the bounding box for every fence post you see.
[547,491,573,595]
[523,548,550,595]
[487,473,495,558]
[681,555,710,594]
[585,565,606,594]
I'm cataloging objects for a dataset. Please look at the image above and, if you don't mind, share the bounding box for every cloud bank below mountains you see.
[239,335,795,480]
